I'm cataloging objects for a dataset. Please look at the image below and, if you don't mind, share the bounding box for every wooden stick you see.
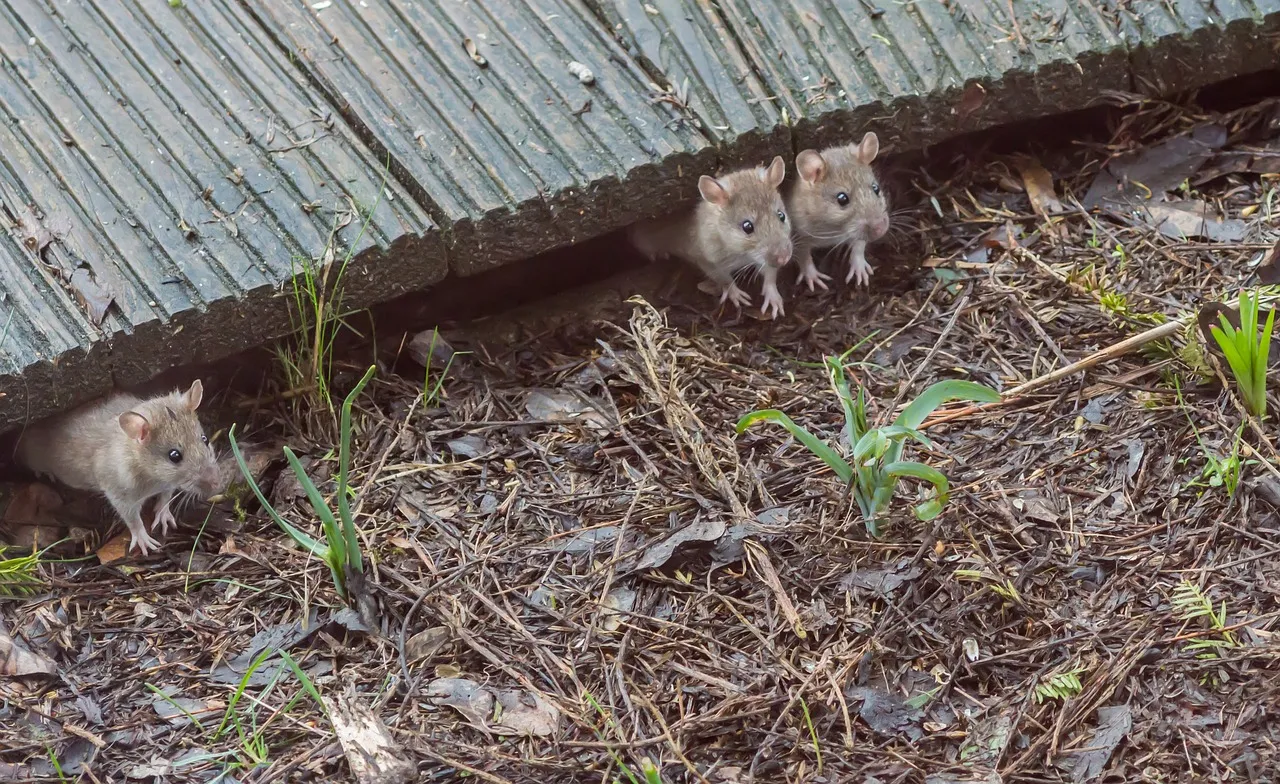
[921,316,1188,429]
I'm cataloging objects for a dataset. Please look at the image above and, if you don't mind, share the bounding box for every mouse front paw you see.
[761,286,785,320]
[720,282,753,310]
[798,262,831,292]
[129,528,162,556]
[155,505,177,537]
[846,256,873,287]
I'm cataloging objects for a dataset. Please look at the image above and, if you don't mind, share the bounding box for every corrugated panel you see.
[607,0,1132,149]
[0,0,440,430]
[584,0,787,165]
[242,0,712,276]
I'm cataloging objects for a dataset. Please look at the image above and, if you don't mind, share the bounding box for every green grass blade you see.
[229,427,329,559]
[893,380,1001,431]
[336,365,375,574]
[825,356,861,451]
[888,380,998,462]
[885,460,950,520]
[736,409,853,484]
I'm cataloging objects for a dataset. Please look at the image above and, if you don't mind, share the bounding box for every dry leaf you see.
[955,82,986,119]
[96,533,132,565]
[632,517,725,572]
[69,267,115,324]
[17,204,55,253]
[1257,239,1280,284]
[1143,200,1247,242]
[405,627,450,662]
[322,688,415,784]
[599,586,635,633]
[463,37,487,67]
[1014,156,1063,215]
[426,677,560,738]
[3,483,63,526]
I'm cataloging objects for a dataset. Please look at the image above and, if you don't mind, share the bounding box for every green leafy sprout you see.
[1033,668,1085,704]
[227,365,375,602]
[735,350,999,536]
[1208,289,1274,419]
[1171,580,1240,658]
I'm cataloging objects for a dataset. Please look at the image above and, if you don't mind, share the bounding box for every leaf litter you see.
[3,90,1280,782]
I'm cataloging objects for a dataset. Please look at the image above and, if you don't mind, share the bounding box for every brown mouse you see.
[786,132,890,290]
[15,380,221,555]
[630,156,794,318]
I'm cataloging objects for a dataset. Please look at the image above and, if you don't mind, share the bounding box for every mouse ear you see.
[796,149,826,184]
[119,411,151,443]
[856,132,880,164]
[762,156,786,189]
[184,379,204,412]
[697,175,730,207]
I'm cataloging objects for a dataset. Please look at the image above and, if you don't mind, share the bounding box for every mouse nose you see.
[867,215,890,241]
[770,247,792,267]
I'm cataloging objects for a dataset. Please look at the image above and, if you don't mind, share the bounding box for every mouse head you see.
[698,156,793,269]
[791,132,889,245]
[118,380,222,500]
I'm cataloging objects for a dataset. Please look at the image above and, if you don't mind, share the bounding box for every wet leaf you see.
[558,525,619,555]
[0,621,55,677]
[1066,704,1132,782]
[631,517,725,572]
[842,564,923,596]
[848,686,924,741]
[69,267,115,324]
[1083,124,1227,210]
[1014,156,1063,215]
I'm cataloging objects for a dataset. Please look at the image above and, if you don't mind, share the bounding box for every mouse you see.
[785,132,890,290]
[15,380,222,555]
[629,156,794,318]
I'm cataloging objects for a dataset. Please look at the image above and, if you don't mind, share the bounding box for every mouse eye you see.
[741,219,754,235]
[168,448,183,464]
[871,183,881,196]
[201,434,209,445]
[836,192,850,207]
[777,209,786,223]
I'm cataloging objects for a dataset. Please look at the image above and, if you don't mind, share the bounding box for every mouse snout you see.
[196,462,223,499]
[866,215,890,241]
[766,240,793,268]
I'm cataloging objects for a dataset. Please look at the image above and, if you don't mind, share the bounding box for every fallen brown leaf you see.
[0,620,56,677]
[69,266,116,325]
[1014,156,1063,215]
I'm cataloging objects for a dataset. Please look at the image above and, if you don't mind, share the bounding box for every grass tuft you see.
[1208,289,1274,419]
[228,365,375,601]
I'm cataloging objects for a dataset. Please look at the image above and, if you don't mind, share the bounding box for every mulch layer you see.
[2,90,1280,784]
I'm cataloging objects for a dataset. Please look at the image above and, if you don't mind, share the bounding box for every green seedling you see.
[1033,668,1085,704]
[1171,580,1240,659]
[736,351,998,536]
[418,327,465,408]
[1208,289,1274,419]
[0,546,42,596]
[228,365,375,601]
